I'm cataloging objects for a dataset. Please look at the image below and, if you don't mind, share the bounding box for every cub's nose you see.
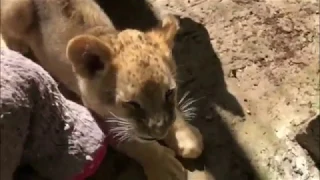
[148,120,169,139]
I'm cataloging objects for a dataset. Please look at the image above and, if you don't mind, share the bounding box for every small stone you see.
[277,17,293,32]
[229,69,238,78]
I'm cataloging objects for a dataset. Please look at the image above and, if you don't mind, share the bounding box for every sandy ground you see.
[11,0,319,179]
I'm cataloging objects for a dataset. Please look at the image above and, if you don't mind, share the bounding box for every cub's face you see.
[67,15,179,141]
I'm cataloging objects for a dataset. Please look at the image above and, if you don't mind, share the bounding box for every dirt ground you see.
[87,0,320,180]
[13,0,319,179]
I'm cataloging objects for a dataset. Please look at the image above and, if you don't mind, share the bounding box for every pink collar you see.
[72,140,107,180]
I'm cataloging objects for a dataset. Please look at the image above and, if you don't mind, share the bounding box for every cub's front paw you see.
[169,124,204,159]
[142,146,187,180]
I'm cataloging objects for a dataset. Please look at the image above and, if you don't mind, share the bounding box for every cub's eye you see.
[165,88,175,101]
[125,101,142,110]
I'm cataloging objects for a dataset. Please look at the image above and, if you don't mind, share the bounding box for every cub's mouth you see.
[134,125,171,142]
[136,132,170,141]
[137,136,158,141]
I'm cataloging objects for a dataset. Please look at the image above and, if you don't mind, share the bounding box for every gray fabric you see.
[0,48,106,180]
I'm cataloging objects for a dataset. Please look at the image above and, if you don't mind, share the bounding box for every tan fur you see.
[1,35,8,49]
[1,0,203,179]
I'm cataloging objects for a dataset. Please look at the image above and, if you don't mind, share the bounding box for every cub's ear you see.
[66,35,114,78]
[151,15,180,48]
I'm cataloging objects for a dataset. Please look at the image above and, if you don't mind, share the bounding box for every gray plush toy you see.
[0,48,108,180]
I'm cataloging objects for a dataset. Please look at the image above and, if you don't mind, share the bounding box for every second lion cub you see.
[1,0,204,179]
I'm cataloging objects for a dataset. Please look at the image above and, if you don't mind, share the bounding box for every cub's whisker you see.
[178,92,204,121]
[106,119,131,125]
[180,98,197,111]
[104,110,134,144]
[178,91,191,105]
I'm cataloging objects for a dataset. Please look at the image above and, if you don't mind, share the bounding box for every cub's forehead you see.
[117,30,160,48]
[116,76,173,103]
[121,78,169,96]
[119,61,172,84]
[118,30,147,42]
[114,35,171,74]
[115,61,174,96]
[111,30,175,92]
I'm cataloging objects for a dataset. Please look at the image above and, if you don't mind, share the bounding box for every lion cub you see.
[1,0,203,179]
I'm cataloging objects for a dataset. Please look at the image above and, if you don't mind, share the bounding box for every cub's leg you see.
[116,140,187,180]
[164,109,204,159]
[0,0,34,54]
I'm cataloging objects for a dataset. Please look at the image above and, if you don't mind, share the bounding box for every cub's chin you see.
[133,130,169,143]
[135,136,158,143]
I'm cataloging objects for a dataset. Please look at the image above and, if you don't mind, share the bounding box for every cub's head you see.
[66,15,180,142]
